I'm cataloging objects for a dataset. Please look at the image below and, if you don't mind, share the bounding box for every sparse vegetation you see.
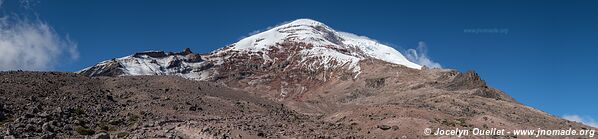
[98,122,115,131]
[109,119,123,125]
[73,108,85,115]
[365,78,386,89]
[100,125,110,131]
[128,115,140,123]
[0,117,12,128]
[117,132,129,138]
[75,127,95,135]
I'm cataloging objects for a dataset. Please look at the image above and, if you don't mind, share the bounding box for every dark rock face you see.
[133,51,168,58]
[446,70,487,91]
[433,70,516,102]
[473,88,516,102]
[181,48,193,55]
[134,48,195,58]
[166,58,182,69]
[365,78,385,89]
[184,54,203,63]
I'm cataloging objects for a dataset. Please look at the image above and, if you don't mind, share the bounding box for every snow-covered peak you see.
[226,18,422,69]
[285,18,325,26]
[79,19,422,81]
[230,18,337,52]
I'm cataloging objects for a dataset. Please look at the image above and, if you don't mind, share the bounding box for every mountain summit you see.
[79,19,421,80]
[221,19,421,70]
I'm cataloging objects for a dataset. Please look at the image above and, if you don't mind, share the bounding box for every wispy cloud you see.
[19,0,39,9]
[405,41,442,68]
[0,0,78,71]
[563,115,598,128]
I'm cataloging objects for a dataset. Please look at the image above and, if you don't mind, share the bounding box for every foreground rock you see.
[0,71,594,138]
[0,72,356,138]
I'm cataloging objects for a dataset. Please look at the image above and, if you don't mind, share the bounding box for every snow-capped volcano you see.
[216,19,421,70]
[79,19,421,80]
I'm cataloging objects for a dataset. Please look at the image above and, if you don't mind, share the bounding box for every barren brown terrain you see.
[1,59,595,139]
[0,71,360,138]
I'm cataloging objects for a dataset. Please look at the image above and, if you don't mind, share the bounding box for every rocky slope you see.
[1,70,594,138]
[0,71,360,138]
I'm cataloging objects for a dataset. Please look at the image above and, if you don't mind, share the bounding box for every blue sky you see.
[1,0,597,126]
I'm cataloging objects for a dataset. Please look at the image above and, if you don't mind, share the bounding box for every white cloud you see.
[0,0,78,71]
[563,114,598,128]
[405,41,442,68]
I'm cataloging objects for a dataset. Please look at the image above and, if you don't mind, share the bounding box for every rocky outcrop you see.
[184,54,202,63]
[181,48,192,55]
[365,77,385,89]
[133,51,168,58]
[446,70,487,90]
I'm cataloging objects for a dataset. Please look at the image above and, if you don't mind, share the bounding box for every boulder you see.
[377,124,391,130]
[92,132,110,139]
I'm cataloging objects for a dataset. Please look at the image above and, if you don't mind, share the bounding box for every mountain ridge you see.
[79,19,422,80]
